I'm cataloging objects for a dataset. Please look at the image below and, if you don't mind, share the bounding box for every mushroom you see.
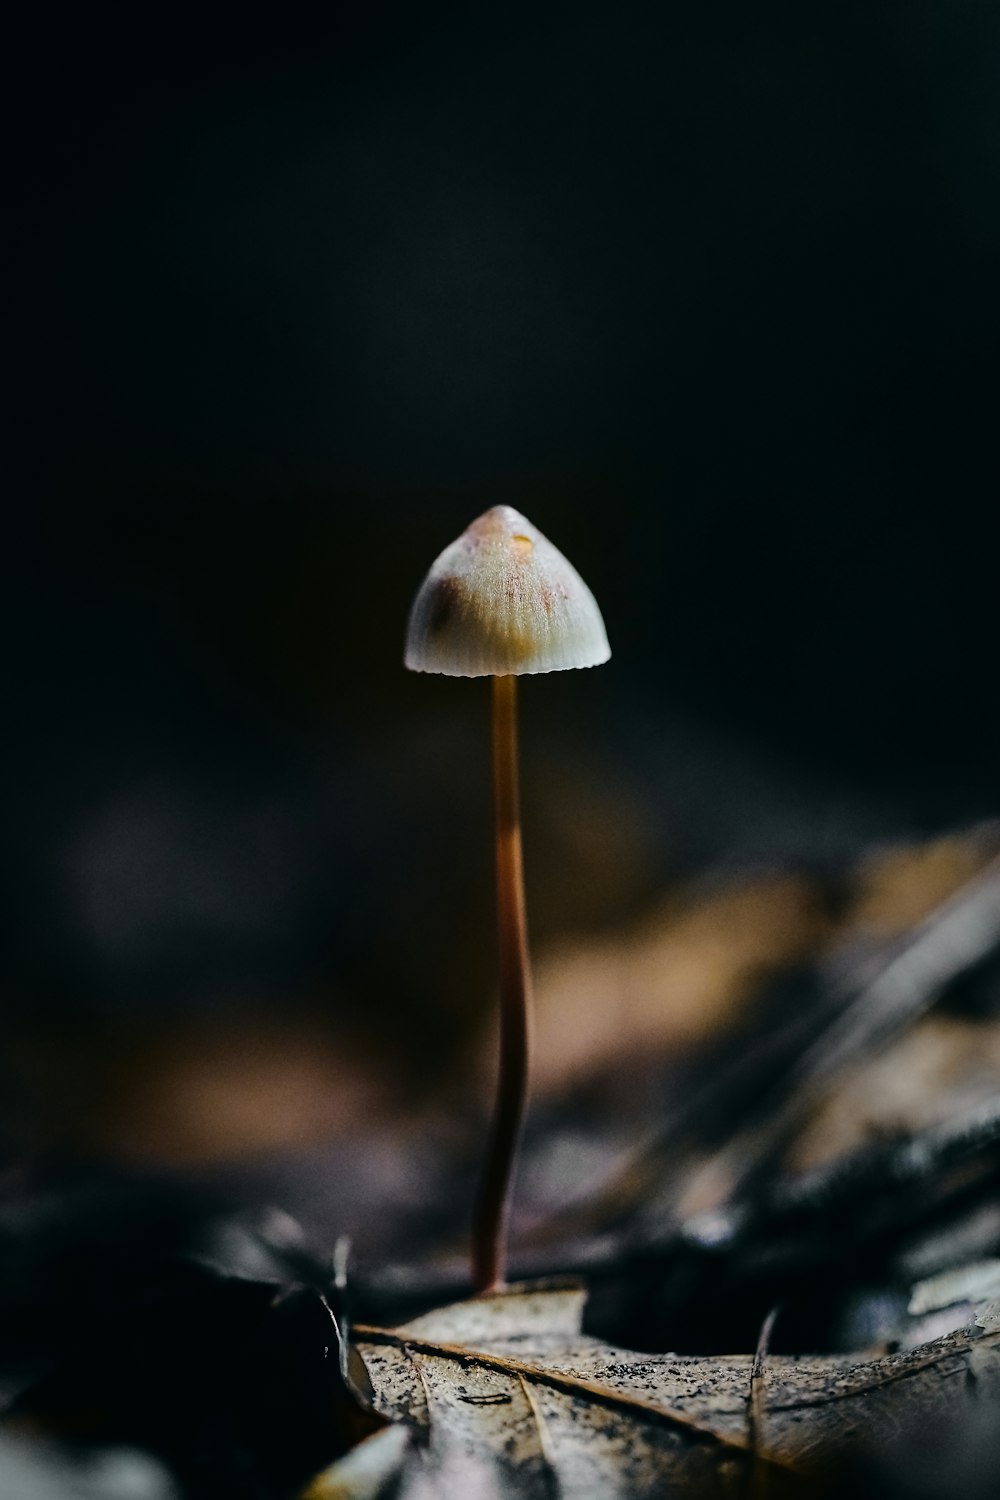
[405,505,610,1290]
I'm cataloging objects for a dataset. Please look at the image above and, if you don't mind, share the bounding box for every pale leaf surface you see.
[342,1285,999,1497]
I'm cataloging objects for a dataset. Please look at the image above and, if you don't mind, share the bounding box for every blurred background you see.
[6,2,1000,1264]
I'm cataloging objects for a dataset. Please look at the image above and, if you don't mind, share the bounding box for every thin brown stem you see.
[472,673,532,1292]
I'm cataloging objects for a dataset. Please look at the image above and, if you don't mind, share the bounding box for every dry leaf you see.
[343,1283,999,1497]
[302,1426,414,1500]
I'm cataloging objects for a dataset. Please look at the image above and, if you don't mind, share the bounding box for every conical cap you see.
[404,506,610,677]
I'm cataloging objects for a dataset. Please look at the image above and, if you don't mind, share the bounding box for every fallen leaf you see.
[349,1282,1000,1498]
[302,1426,414,1500]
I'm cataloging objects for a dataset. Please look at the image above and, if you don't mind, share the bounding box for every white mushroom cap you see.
[405,506,611,677]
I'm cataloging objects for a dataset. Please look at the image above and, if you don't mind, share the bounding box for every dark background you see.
[6,2,999,1165]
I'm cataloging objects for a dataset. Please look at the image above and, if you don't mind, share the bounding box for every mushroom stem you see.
[472,672,532,1292]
